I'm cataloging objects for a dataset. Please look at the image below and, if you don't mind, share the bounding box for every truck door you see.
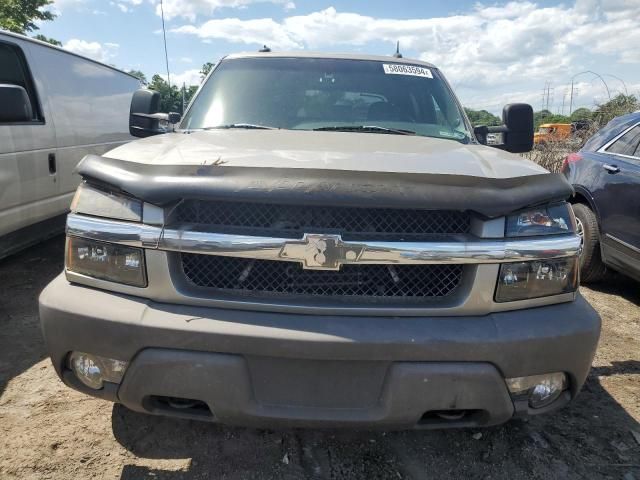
[0,39,58,243]
[594,122,640,277]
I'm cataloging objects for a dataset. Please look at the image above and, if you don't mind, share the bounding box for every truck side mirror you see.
[474,103,534,153]
[500,103,533,153]
[168,112,182,124]
[0,84,33,123]
[129,89,181,138]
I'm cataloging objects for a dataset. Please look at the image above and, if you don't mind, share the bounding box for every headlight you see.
[495,257,578,302]
[506,203,576,237]
[71,183,142,222]
[66,236,147,287]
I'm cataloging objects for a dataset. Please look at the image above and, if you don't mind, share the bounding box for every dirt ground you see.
[1,236,638,480]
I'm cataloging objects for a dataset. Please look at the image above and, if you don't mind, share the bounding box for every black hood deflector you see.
[78,155,574,218]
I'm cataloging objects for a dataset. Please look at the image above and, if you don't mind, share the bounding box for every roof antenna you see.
[160,0,172,91]
[393,41,403,58]
[259,45,271,53]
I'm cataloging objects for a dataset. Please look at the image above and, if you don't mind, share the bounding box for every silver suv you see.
[39,52,600,429]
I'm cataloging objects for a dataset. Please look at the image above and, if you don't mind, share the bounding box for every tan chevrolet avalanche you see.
[39,52,600,429]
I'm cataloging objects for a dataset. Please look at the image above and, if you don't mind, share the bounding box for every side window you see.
[0,41,42,123]
[606,125,640,157]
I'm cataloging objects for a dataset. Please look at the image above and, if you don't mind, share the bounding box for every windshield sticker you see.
[383,64,433,78]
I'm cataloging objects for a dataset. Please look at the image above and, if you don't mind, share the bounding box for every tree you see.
[570,108,592,122]
[127,69,148,85]
[139,71,201,114]
[593,94,639,125]
[0,0,55,34]
[533,110,571,130]
[464,108,501,127]
[32,34,61,46]
[200,62,215,80]
[148,74,179,113]
[185,85,198,107]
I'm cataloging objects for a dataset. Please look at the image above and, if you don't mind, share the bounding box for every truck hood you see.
[104,129,548,179]
[80,130,574,218]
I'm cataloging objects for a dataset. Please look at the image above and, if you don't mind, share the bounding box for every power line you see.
[568,71,611,115]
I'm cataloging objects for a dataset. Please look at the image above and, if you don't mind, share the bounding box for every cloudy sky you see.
[40,0,640,114]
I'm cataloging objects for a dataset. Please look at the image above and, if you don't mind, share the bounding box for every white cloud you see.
[171,1,640,95]
[51,0,138,14]
[109,0,143,12]
[52,0,85,6]
[173,17,301,49]
[63,39,119,63]
[475,1,537,19]
[161,69,203,87]
[48,0,86,15]
[155,0,293,21]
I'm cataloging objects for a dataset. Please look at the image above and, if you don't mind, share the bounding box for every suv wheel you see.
[573,203,607,283]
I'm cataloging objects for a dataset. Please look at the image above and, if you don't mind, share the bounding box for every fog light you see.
[68,352,128,390]
[506,372,567,409]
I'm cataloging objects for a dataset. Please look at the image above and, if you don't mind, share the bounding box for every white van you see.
[0,31,140,258]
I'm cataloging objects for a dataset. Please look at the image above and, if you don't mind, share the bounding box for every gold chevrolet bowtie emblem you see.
[279,234,366,270]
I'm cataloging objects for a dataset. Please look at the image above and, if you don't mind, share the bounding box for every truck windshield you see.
[181,57,471,143]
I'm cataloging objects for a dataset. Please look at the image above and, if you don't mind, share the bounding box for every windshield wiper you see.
[313,125,416,135]
[202,123,276,130]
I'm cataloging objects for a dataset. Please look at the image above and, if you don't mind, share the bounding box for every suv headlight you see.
[66,183,147,287]
[71,182,142,222]
[66,236,147,287]
[505,203,576,237]
[495,257,578,302]
[497,203,579,302]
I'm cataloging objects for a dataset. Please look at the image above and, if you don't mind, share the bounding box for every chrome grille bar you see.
[66,213,581,267]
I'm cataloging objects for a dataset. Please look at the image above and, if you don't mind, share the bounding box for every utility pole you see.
[569,80,574,116]
[569,86,580,117]
[568,70,611,116]
[541,81,554,115]
[541,82,549,111]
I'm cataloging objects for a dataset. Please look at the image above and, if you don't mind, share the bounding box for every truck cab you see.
[39,52,600,429]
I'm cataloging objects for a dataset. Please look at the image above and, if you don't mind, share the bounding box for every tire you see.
[572,203,607,283]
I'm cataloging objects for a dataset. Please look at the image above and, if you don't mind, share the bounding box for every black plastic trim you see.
[77,155,574,218]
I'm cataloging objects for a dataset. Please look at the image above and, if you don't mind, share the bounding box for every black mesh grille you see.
[181,254,463,300]
[175,200,470,240]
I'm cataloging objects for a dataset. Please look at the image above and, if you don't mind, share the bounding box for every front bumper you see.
[39,274,601,429]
